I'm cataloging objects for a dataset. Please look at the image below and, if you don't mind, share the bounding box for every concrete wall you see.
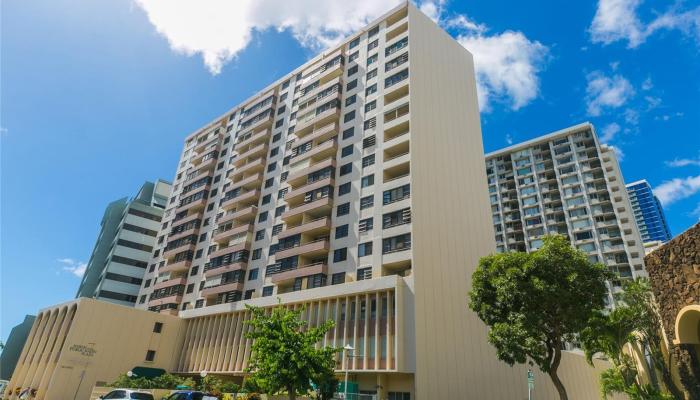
[0,315,36,380]
[6,299,185,400]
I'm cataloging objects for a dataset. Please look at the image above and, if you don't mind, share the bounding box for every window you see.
[349,51,359,62]
[275,119,284,128]
[153,322,163,333]
[331,272,345,285]
[342,145,354,157]
[368,39,379,51]
[333,248,347,262]
[359,217,374,233]
[368,25,379,36]
[340,163,352,176]
[337,202,350,216]
[195,299,204,308]
[362,154,375,168]
[367,54,378,65]
[344,111,355,123]
[343,127,355,140]
[388,392,411,400]
[248,268,259,281]
[270,147,279,157]
[190,265,199,276]
[278,188,288,198]
[258,212,268,222]
[244,289,255,300]
[145,279,151,288]
[261,194,272,205]
[349,37,360,49]
[252,248,262,260]
[345,94,357,106]
[275,206,286,217]
[346,79,358,91]
[383,184,410,204]
[272,224,283,236]
[366,84,377,96]
[267,162,277,172]
[383,233,411,253]
[265,177,274,188]
[273,132,281,142]
[363,135,376,148]
[383,208,411,228]
[357,267,372,280]
[361,174,374,188]
[348,64,358,76]
[366,68,378,81]
[365,101,377,114]
[255,230,265,241]
[139,295,146,304]
[360,195,374,209]
[338,183,351,196]
[262,286,274,297]
[335,224,349,239]
[358,242,373,257]
[186,283,194,294]
[145,350,156,362]
[385,68,408,88]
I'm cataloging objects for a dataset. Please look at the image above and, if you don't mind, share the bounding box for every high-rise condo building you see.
[485,123,647,301]
[76,180,171,306]
[626,179,673,243]
[123,3,604,398]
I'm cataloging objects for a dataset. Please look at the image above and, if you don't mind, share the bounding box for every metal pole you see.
[528,369,532,400]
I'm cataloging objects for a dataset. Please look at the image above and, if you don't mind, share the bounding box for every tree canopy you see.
[469,235,611,400]
[244,303,339,400]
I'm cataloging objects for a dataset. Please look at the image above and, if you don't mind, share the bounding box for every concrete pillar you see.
[377,373,387,400]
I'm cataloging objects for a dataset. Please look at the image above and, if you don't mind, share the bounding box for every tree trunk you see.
[549,347,569,400]
[287,384,296,400]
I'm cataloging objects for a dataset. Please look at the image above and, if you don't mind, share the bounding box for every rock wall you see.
[645,222,700,398]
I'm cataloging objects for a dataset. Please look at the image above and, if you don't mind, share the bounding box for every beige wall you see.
[6,298,185,400]
[408,3,616,399]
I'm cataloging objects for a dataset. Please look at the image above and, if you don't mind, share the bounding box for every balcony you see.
[175,196,207,213]
[238,112,274,137]
[168,224,200,242]
[287,158,336,187]
[274,238,330,260]
[384,120,409,145]
[278,217,332,239]
[220,189,261,211]
[282,196,333,223]
[164,244,196,262]
[230,172,264,191]
[269,262,328,284]
[212,222,254,243]
[203,261,247,278]
[298,76,342,106]
[382,246,411,265]
[230,157,265,180]
[295,121,338,144]
[236,128,270,149]
[148,294,182,307]
[295,106,340,134]
[233,143,268,166]
[285,177,334,205]
[291,139,338,165]
[153,277,187,291]
[209,241,251,260]
[216,205,258,225]
[159,258,192,274]
[201,281,244,298]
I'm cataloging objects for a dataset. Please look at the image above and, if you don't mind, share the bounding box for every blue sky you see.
[2,0,699,340]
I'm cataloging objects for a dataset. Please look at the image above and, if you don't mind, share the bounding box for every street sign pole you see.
[527,369,534,400]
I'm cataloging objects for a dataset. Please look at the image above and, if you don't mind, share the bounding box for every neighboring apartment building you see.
[626,179,673,243]
[485,123,647,302]
[76,180,171,306]
[0,315,36,380]
[128,4,608,399]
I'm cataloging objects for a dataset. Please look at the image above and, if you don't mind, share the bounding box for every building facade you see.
[4,299,184,400]
[77,180,171,306]
[626,179,673,243]
[124,3,609,398]
[485,123,647,302]
[0,315,36,380]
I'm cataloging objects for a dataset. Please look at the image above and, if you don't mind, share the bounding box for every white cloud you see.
[134,0,402,74]
[641,77,653,91]
[455,31,548,111]
[644,95,662,110]
[665,154,700,168]
[653,175,700,205]
[600,122,621,142]
[505,134,513,145]
[135,0,548,112]
[58,258,87,278]
[585,71,635,116]
[590,0,700,48]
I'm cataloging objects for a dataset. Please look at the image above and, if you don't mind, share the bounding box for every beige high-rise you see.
[8,3,613,399]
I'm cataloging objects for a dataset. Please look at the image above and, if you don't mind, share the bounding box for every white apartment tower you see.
[485,123,647,301]
[134,4,607,398]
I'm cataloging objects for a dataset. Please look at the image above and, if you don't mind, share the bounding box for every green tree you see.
[244,303,339,400]
[580,279,678,399]
[469,235,611,400]
[313,367,339,400]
